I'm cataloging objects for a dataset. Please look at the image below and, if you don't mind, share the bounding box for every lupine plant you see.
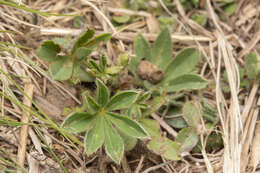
[62,79,148,163]
[129,28,208,93]
[37,29,111,83]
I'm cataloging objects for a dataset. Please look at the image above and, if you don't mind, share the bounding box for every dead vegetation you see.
[1,0,260,172]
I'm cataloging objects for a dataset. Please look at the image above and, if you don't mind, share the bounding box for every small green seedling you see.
[87,54,127,81]
[37,29,111,83]
[130,28,208,93]
[62,79,148,164]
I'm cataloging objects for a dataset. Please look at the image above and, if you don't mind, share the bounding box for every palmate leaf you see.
[50,56,73,80]
[151,28,172,70]
[134,33,152,61]
[62,112,94,133]
[85,115,105,155]
[165,74,208,92]
[106,112,148,138]
[105,91,139,111]
[163,48,200,82]
[96,79,110,107]
[104,118,124,164]
[37,40,60,62]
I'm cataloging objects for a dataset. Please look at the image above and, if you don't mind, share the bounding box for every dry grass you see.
[1,0,260,172]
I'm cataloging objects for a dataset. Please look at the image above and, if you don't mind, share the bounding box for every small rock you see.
[137,60,164,84]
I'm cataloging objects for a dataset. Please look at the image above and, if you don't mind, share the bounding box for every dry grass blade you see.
[17,83,34,173]
[206,0,242,172]
[249,122,260,172]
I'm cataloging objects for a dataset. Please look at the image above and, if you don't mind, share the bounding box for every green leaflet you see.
[107,112,148,138]
[183,101,202,129]
[50,56,73,80]
[86,95,100,112]
[72,29,95,53]
[151,28,172,70]
[37,40,60,62]
[138,118,161,138]
[163,48,200,82]
[147,136,180,161]
[105,91,139,111]
[112,15,131,24]
[134,33,152,61]
[96,79,110,107]
[71,63,94,82]
[62,112,94,133]
[117,129,137,151]
[84,33,112,49]
[176,127,199,153]
[165,74,208,92]
[85,115,105,155]
[75,47,92,60]
[104,118,124,164]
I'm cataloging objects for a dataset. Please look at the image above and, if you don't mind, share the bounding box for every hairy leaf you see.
[165,74,208,92]
[183,101,201,129]
[176,127,199,153]
[87,95,100,112]
[147,136,180,161]
[96,79,110,107]
[106,91,138,111]
[104,118,124,164]
[163,48,200,82]
[62,112,94,133]
[85,116,105,155]
[107,112,148,138]
[134,33,152,61]
[151,28,172,70]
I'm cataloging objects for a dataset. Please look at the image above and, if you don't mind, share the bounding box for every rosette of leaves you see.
[37,29,111,83]
[129,28,208,93]
[62,79,148,164]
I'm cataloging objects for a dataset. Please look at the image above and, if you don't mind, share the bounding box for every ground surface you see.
[1,0,260,173]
